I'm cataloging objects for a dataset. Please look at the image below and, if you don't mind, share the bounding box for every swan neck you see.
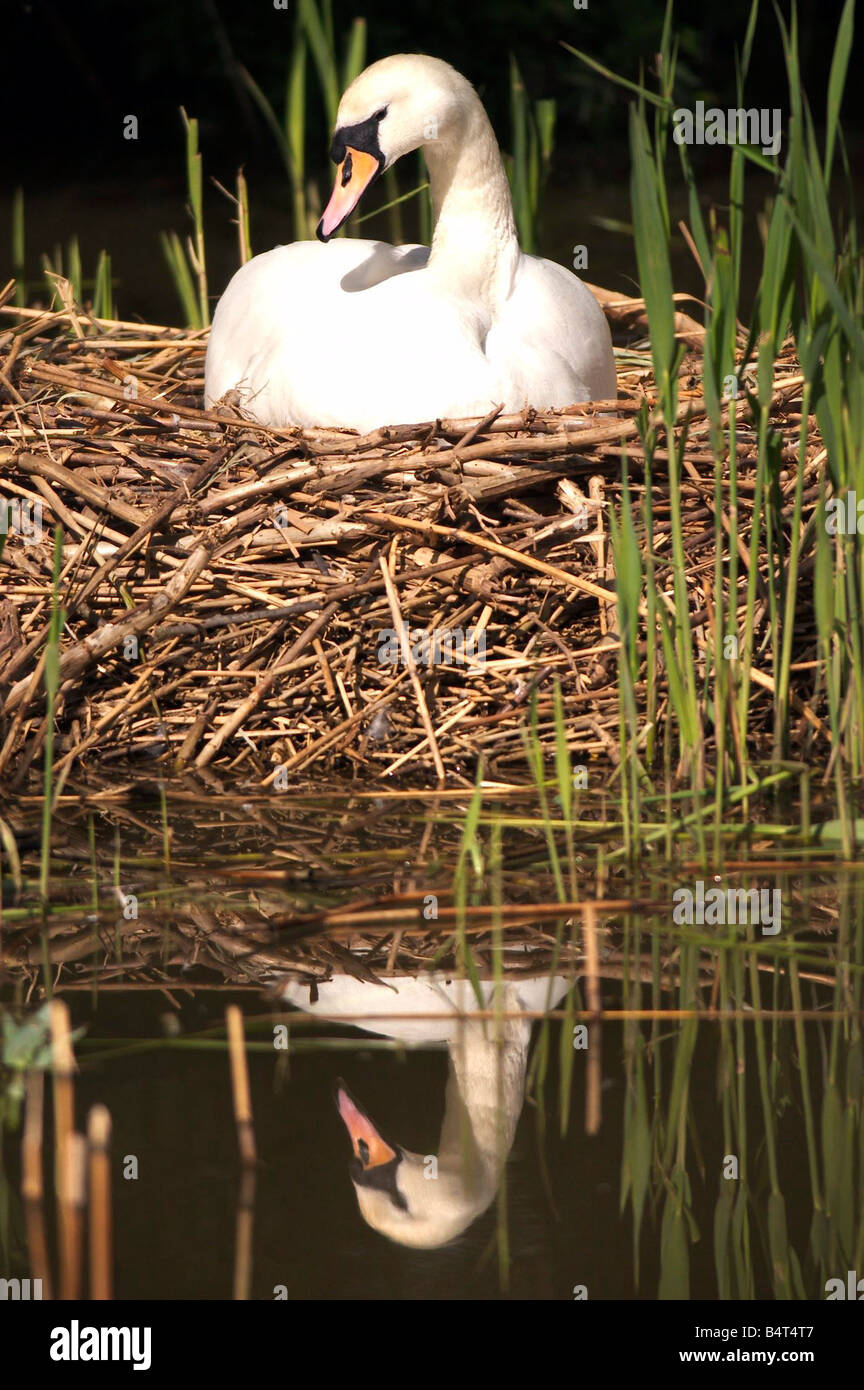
[437,1015,531,1185]
[424,101,519,302]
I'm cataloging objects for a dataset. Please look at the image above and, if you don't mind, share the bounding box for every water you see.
[0,167,772,330]
[1,783,861,1300]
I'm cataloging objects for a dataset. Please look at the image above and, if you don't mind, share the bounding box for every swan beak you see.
[317,148,380,241]
[335,1080,397,1169]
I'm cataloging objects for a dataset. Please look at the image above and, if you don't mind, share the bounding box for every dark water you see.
[25,991,824,1300]
[1,786,861,1301]
[0,167,780,329]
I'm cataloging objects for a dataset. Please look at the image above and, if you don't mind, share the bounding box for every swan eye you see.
[373,107,387,121]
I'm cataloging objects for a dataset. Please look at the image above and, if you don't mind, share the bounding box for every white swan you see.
[205,54,615,432]
[280,972,571,1248]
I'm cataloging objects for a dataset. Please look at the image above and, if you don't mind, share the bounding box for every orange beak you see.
[335,1081,397,1169]
[317,147,381,241]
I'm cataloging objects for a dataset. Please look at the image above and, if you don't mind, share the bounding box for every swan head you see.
[317,54,476,240]
[335,1079,495,1249]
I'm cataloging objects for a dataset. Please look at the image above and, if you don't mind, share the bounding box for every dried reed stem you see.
[87,1104,113,1300]
[226,1004,257,1167]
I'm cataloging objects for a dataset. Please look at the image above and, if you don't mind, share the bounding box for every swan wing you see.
[206,240,502,430]
[486,255,617,406]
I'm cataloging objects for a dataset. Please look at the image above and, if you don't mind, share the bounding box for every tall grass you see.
[574,0,862,829]
[508,55,557,254]
[20,227,115,320]
[234,0,369,243]
[12,188,26,306]
[160,109,209,329]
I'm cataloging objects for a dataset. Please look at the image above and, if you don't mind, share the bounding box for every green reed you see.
[161,109,209,329]
[31,227,114,321]
[508,54,556,254]
[11,188,26,306]
[571,0,862,831]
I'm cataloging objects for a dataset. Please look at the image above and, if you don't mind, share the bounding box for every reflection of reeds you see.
[225,1006,257,1299]
[233,1167,256,1303]
[3,781,862,1299]
[58,1132,87,1301]
[618,889,864,1299]
[226,1004,257,1167]
[21,1069,53,1299]
[10,1008,117,1301]
[87,1105,112,1300]
[581,903,602,1136]
[50,1000,75,1196]
[50,999,84,1298]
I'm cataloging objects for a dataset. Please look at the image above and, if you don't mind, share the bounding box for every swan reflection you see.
[281,973,570,1248]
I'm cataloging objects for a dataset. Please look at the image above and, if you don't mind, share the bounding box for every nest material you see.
[0,789,840,1001]
[0,290,819,784]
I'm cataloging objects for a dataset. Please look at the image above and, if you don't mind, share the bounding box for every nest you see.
[0,788,841,1003]
[0,287,821,786]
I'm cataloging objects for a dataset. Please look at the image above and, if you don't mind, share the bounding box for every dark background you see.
[0,0,861,322]
[2,0,861,182]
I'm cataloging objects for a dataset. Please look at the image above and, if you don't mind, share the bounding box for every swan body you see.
[205,55,615,432]
[281,971,571,1247]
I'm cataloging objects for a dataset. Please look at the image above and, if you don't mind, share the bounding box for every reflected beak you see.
[317,147,381,241]
[335,1079,397,1169]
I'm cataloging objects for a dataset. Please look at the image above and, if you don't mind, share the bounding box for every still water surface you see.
[0,784,861,1300]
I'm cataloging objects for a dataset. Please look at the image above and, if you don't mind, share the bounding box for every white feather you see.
[205,54,615,432]
[282,972,573,1248]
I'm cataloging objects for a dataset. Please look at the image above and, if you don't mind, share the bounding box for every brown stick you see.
[4,527,234,715]
[195,602,338,767]
[226,1006,257,1167]
[58,1133,87,1301]
[367,510,613,603]
[8,451,149,527]
[581,904,602,1137]
[87,1105,113,1300]
[22,1069,53,1300]
[378,553,446,783]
